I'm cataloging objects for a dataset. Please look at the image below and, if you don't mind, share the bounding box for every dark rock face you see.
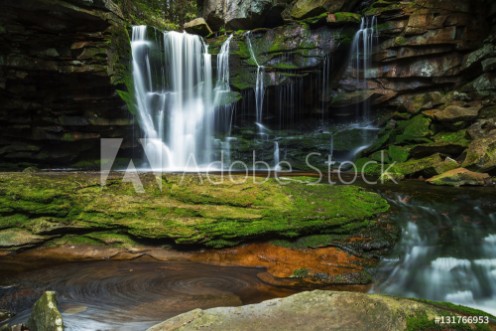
[0,0,136,169]
[203,0,289,30]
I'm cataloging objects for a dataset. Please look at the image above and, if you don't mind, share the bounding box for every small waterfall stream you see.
[246,31,265,126]
[372,186,496,315]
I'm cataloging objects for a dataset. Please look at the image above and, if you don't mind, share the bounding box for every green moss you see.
[334,12,361,24]
[231,73,254,90]
[433,130,470,146]
[415,299,496,319]
[301,13,328,25]
[0,173,390,250]
[395,115,433,144]
[291,268,309,278]
[406,312,443,331]
[388,145,410,162]
[27,291,63,331]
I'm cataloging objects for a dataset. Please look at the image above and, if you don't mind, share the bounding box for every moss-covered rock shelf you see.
[0,172,390,251]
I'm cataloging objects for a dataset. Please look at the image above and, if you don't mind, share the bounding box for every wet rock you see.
[393,115,433,144]
[288,0,346,19]
[462,135,496,172]
[184,18,213,37]
[147,290,496,331]
[0,229,47,249]
[424,102,482,122]
[326,12,361,25]
[409,130,470,158]
[0,310,10,323]
[482,57,496,72]
[427,168,491,186]
[203,0,283,30]
[27,291,63,331]
[382,153,459,181]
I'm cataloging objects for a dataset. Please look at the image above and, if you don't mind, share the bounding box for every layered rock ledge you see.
[0,172,394,287]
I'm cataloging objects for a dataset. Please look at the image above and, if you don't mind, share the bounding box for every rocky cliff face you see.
[1,0,495,175]
[358,0,496,178]
[202,0,496,177]
[0,0,136,169]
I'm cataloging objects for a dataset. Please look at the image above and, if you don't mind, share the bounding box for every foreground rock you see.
[427,168,492,186]
[27,291,63,331]
[147,290,496,331]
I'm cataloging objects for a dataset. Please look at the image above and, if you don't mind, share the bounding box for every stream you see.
[371,182,496,316]
[1,182,495,330]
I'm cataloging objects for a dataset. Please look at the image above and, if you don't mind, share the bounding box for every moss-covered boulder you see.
[462,135,496,172]
[394,115,433,145]
[0,172,389,250]
[27,291,63,331]
[147,290,496,331]
[427,168,492,186]
[381,153,459,181]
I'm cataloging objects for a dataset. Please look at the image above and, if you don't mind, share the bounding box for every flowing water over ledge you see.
[371,182,496,316]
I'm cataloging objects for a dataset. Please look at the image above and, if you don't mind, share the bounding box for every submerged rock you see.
[427,168,491,186]
[27,291,63,331]
[147,290,496,331]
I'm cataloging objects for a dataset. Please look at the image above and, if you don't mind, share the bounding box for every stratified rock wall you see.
[0,0,135,169]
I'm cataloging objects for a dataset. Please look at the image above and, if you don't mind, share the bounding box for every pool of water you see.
[0,260,296,331]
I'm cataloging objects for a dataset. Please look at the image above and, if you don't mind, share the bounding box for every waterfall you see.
[131,26,216,170]
[273,141,281,171]
[214,34,234,135]
[372,194,496,316]
[131,26,172,170]
[246,32,265,125]
[350,16,378,124]
[321,55,331,123]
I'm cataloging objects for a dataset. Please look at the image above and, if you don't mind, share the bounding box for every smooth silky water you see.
[371,182,496,316]
[0,260,296,331]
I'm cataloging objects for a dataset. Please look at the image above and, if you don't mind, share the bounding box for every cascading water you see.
[372,189,496,315]
[330,15,379,160]
[350,16,378,125]
[273,141,281,171]
[131,26,215,170]
[214,34,234,134]
[246,32,265,125]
